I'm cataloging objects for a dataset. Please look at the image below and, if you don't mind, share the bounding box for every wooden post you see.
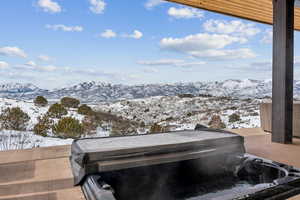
[272,0,295,144]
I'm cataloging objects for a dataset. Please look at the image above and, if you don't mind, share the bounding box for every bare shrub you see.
[78,104,93,115]
[178,94,194,98]
[0,107,30,131]
[208,115,226,129]
[110,121,137,137]
[53,117,84,139]
[149,123,167,134]
[33,115,53,137]
[249,112,259,116]
[47,103,67,118]
[82,115,98,135]
[34,96,48,107]
[61,97,80,108]
[229,113,241,123]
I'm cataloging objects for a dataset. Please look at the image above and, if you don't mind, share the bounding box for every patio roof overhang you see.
[166,0,297,144]
[166,0,300,31]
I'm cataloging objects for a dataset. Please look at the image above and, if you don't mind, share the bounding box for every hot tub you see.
[70,130,300,200]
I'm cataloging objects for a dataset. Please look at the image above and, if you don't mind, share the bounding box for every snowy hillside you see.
[0,98,84,129]
[0,79,279,102]
[98,95,261,130]
[0,94,262,151]
[0,98,110,151]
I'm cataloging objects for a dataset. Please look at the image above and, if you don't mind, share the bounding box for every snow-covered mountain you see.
[0,79,292,102]
[0,83,47,99]
[0,83,40,93]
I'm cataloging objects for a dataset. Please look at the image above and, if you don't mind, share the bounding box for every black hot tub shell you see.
[70,129,300,200]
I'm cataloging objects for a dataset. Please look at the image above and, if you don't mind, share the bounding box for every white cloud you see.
[22,61,57,72]
[89,0,106,14]
[138,59,184,66]
[132,30,143,39]
[261,29,272,44]
[160,33,246,52]
[203,20,260,37]
[168,7,204,19]
[145,0,165,9]
[37,0,62,13]
[177,61,207,67]
[46,24,83,32]
[189,48,256,60]
[25,61,37,67]
[122,30,143,39]
[100,29,117,38]
[0,61,9,69]
[38,55,52,62]
[39,65,57,71]
[160,33,256,60]
[100,30,143,39]
[143,68,159,73]
[138,59,206,67]
[0,47,27,58]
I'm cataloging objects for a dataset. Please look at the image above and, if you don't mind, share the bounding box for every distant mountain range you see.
[0,79,287,102]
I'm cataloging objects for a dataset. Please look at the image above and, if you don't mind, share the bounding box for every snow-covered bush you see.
[110,121,137,137]
[208,115,226,129]
[34,96,48,107]
[249,112,259,116]
[178,94,194,98]
[0,107,30,131]
[34,115,53,137]
[229,113,241,123]
[78,104,93,115]
[82,115,98,135]
[47,103,67,118]
[53,117,84,139]
[149,123,165,134]
[61,97,80,108]
[140,121,146,128]
[93,110,122,122]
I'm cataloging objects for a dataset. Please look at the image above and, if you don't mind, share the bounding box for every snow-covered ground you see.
[0,129,111,151]
[0,98,84,129]
[0,98,109,151]
[97,96,261,130]
[0,95,262,151]
[0,130,73,150]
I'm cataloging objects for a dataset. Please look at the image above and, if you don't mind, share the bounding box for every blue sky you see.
[0,0,299,89]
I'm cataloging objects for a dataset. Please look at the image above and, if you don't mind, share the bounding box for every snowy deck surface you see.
[1,128,300,200]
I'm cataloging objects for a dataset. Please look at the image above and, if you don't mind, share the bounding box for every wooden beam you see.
[272,0,295,144]
[165,0,300,31]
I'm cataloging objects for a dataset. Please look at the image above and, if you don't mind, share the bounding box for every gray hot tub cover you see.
[70,129,245,185]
